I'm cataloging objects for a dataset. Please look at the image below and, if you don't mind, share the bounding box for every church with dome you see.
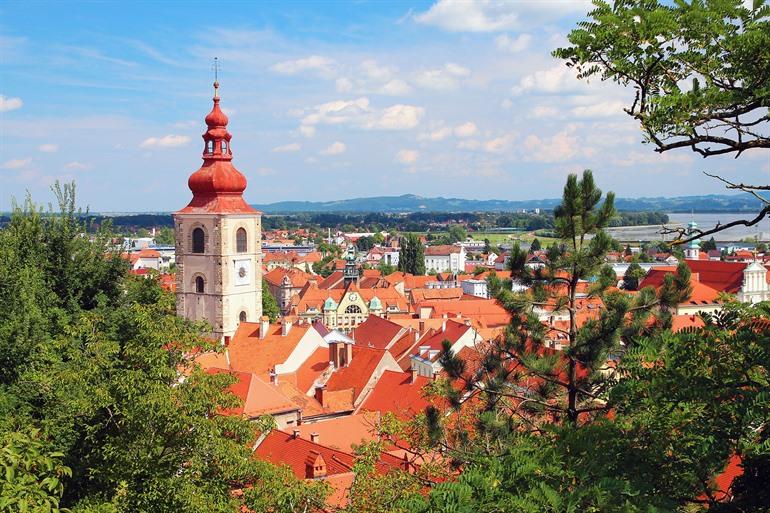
[174,81,263,341]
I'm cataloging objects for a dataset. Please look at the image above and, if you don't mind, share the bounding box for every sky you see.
[1,0,768,212]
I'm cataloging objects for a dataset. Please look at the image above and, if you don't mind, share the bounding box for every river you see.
[606,212,770,242]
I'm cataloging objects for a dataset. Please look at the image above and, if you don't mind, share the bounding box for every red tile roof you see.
[264,266,313,288]
[294,413,380,451]
[227,322,311,377]
[425,245,462,255]
[205,368,298,417]
[358,370,433,420]
[351,315,405,350]
[325,345,391,405]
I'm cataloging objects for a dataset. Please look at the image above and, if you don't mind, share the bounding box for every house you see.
[291,280,409,331]
[206,368,301,428]
[313,344,402,412]
[459,279,488,298]
[264,267,313,314]
[253,428,410,509]
[410,319,483,378]
[131,248,162,271]
[424,245,466,274]
[357,370,433,420]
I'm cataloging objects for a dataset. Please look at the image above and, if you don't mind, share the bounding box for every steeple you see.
[176,80,256,215]
[343,247,358,286]
[685,219,701,260]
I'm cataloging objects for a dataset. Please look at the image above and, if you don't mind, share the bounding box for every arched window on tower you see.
[206,140,214,154]
[222,140,228,153]
[195,276,205,293]
[192,228,205,253]
[239,311,247,323]
[236,227,247,253]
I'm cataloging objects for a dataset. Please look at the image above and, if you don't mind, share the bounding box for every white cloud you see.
[523,131,581,163]
[414,0,590,32]
[454,122,478,138]
[361,60,395,81]
[396,149,419,164]
[300,125,316,137]
[272,142,301,153]
[320,141,346,156]
[336,77,354,92]
[2,158,31,169]
[379,79,411,96]
[570,100,625,118]
[270,55,336,78]
[369,104,424,130]
[413,63,470,90]
[511,64,578,95]
[301,97,372,128]
[0,95,23,112]
[38,143,59,153]
[495,33,532,53]
[65,161,91,170]
[529,105,560,119]
[255,167,276,176]
[299,98,423,132]
[139,135,190,148]
[419,125,453,142]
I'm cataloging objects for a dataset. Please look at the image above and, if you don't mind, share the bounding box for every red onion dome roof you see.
[205,91,229,127]
[188,160,247,195]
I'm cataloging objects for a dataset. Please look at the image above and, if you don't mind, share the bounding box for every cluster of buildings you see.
[141,84,768,508]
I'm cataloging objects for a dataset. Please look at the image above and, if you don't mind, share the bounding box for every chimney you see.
[314,385,325,407]
[293,429,301,439]
[464,319,472,327]
[413,329,420,343]
[329,341,339,368]
[432,371,439,381]
[310,432,320,443]
[344,342,353,368]
[224,335,231,347]
[441,319,447,333]
[418,320,425,334]
[281,317,292,336]
[410,367,418,383]
[305,451,327,479]
[260,316,269,339]
[269,368,278,385]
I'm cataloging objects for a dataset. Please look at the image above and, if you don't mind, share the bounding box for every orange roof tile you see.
[358,370,433,420]
[295,413,380,451]
[227,322,311,377]
[206,368,298,417]
[351,315,405,350]
[325,346,389,404]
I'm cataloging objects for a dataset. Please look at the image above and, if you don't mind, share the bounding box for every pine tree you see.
[397,233,425,276]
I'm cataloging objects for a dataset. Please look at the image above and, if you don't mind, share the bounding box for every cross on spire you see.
[212,57,220,97]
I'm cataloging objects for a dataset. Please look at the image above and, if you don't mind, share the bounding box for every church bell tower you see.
[174,80,262,341]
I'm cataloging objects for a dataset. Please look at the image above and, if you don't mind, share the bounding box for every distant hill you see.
[252,193,763,214]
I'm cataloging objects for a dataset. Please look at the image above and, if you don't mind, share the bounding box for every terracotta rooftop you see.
[358,370,433,420]
[206,368,298,418]
[351,315,405,350]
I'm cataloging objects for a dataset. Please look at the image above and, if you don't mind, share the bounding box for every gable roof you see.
[206,368,298,418]
[227,321,311,377]
[351,315,405,350]
[325,345,390,404]
[358,370,433,420]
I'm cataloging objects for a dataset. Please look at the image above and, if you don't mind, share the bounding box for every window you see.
[236,227,247,253]
[221,141,228,153]
[192,228,205,253]
[345,305,362,314]
[239,311,247,322]
[195,276,205,293]
[206,140,214,153]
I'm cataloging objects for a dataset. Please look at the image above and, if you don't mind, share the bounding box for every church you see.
[174,81,263,342]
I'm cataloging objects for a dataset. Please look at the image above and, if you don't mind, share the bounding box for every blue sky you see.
[1,0,767,212]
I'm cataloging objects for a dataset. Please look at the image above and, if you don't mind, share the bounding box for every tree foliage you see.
[555,0,770,158]
[262,279,281,322]
[0,184,326,513]
[398,233,426,276]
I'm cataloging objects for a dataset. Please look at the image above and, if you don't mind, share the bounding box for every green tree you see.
[0,185,328,513]
[447,224,467,243]
[397,234,425,276]
[356,236,375,252]
[701,237,718,252]
[262,279,280,321]
[153,226,175,246]
[622,262,646,291]
[554,0,770,240]
[529,238,541,252]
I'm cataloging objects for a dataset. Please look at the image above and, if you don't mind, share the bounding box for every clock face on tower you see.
[234,259,251,286]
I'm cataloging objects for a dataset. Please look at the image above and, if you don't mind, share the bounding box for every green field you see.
[405,231,559,247]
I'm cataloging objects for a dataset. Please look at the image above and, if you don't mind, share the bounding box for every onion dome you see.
[177,82,257,214]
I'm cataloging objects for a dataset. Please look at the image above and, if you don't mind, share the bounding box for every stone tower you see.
[174,81,262,341]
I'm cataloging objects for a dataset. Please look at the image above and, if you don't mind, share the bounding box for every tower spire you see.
[212,57,220,98]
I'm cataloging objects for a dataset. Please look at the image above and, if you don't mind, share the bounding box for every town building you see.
[174,82,262,341]
[424,244,466,274]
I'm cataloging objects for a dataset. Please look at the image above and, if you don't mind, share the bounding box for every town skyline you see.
[1,0,768,212]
